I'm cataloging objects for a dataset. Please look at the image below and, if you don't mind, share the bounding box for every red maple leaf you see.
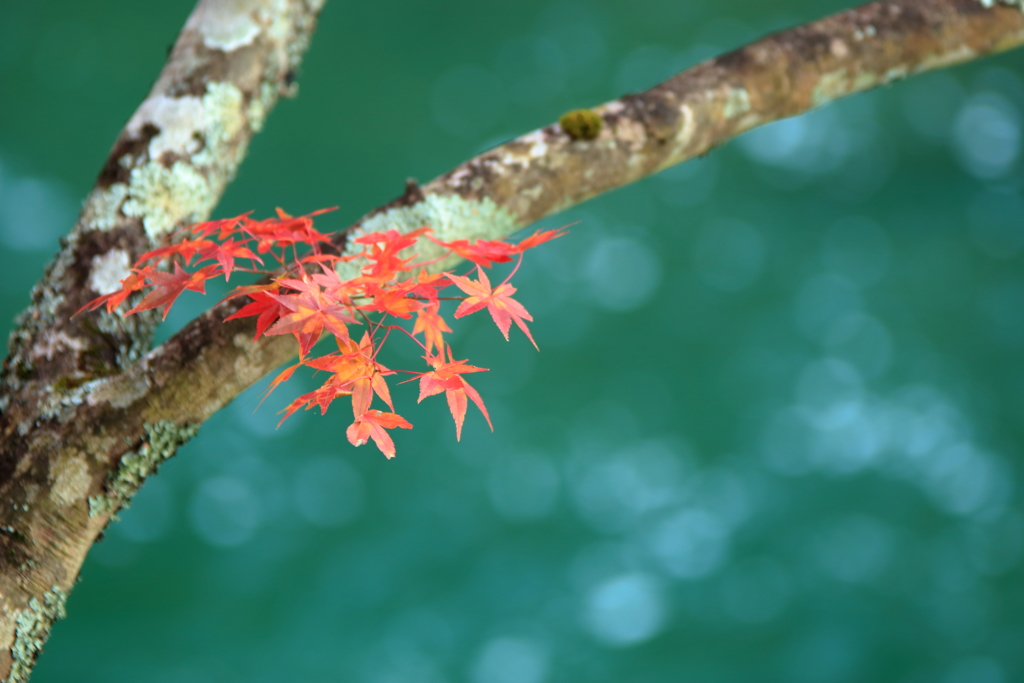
[355,227,430,279]
[416,345,491,440]
[187,213,249,240]
[310,266,358,303]
[75,268,153,317]
[447,268,537,349]
[403,270,447,303]
[224,287,288,340]
[126,263,221,320]
[513,228,567,252]
[135,238,214,266]
[197,239,262,280]
[427,228,565,268]
[265,287,358,357]
[347,409,412,459]
[427,235,516,268]
[242,208,334,253]
[354,227,428,252]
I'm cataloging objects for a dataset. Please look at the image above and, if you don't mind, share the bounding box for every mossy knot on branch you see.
[559,109,603,141]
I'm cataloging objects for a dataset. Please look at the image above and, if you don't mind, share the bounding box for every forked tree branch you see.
[0,0,324,680]
[1,0,1023,680]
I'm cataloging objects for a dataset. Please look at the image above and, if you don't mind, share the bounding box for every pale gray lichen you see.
[88,421,200,518]
[609,115,649,152]
[29,330,86,363]
[186,0,265,51]
[87,249,131,295]
[247,82,278,133]
[80,183,129,232]
[338,193,522,281]
[121,161,214,240]
[722,87,751,119]
[126,94,205,160]
[83,363,151,410]
[810,69,883,107]
[191,82,247,170]
[812,69,852,107]
[8,586,68,683]
[916,44,979,72]
[85,84,245,241]
[38,390,81,423]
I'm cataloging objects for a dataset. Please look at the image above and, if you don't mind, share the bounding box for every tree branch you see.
[0,0,325,680]
[112,0,1024,435]
[1,0,1022,679]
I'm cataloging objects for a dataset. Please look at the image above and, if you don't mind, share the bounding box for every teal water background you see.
[2,0,1024,681]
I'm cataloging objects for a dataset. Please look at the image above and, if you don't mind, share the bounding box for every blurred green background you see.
[3,0,1024,681]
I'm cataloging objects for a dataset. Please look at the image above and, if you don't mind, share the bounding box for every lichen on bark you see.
[339,193,522,279]
[7,587,67,683]
[88,421,201,518]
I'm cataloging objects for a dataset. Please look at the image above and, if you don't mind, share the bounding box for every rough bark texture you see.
[0,0,324,680]
[0,0,1022,679]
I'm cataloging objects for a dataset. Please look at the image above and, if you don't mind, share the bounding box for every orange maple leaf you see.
[412,304,451,354]
[304,333,395,415]
[358,287,425,319]
[417,345,491,440]
[275,330,394,428]
[347,409,412,459]
[259,361,301,409]
[277,382,350,426]
[447,268,537,349]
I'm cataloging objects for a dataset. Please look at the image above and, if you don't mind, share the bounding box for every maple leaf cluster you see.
[79,208,564,459]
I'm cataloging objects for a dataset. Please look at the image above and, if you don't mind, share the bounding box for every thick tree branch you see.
[115,0,1024,437]
[0,0,324,680]
[0,0,1022,679]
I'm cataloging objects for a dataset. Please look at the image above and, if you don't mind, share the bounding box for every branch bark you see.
[0,0,324,680]
[1,0,1022,679]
